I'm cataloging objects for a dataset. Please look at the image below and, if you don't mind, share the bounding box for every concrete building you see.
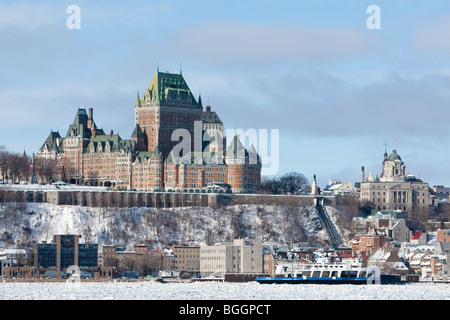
[171,246,200,273]
[200,239,262,278]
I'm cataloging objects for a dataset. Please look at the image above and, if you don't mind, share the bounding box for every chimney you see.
[206,105,211,114]
[89,108,93,120]
[361,166,365,183]
[110,130,113,136]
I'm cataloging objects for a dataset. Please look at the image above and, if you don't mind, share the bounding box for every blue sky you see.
[2,0,450,188]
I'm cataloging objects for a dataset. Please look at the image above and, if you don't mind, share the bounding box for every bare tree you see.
[0,148,30,183]
[335,194,362,230]
[279,172,309,195]
[409,205,433,231]
[435,202,450,225]
[0,145,7,182]
[35,157,57,184]
[40,221,53,243]
[260,176,282,194]
[260,172,309,195]
[231,210,246,239]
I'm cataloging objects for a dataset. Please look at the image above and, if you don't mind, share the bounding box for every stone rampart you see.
[0,189,335,209]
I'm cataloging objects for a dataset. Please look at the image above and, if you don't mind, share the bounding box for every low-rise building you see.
[367,247,409,275]
[262,244,315,276]
[200,239,262,278]
[400,244,436,275]
[430,185,450,199]
[171,246,200,274]
[410,230,427,245]
[351,212,410,243]
[437,229,450,242]
[324,180,358,196]
[352,234,389,258]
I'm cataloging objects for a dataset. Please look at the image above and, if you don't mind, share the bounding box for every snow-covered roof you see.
[0,249,27,259]
[163,248,174,256]
[387,262,409,271]
[329,184,343,190]
[0,249,27,254]
[367,249,385,262]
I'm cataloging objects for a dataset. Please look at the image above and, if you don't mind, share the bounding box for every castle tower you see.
[134,70,202,156]
[202,105,224,154]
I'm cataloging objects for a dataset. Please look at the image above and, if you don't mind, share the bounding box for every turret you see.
[135,90,141,107]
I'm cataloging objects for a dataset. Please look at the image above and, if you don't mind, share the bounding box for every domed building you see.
[380,149,406,182]
[360,149,433,212]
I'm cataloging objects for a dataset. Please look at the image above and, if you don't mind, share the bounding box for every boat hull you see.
[256,274,405,285]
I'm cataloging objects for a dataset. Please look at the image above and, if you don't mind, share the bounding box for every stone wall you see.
[0,189,335,209]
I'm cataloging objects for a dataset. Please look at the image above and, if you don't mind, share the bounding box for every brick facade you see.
[37,71,261,194]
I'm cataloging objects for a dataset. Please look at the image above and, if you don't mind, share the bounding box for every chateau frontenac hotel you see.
[37,70,261,193]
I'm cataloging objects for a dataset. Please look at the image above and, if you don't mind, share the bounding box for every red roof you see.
[412,231,423,240]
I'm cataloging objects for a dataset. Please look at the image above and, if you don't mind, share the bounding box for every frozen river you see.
[0,281,448,300]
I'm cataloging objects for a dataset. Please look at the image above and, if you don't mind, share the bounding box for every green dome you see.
[387,150,401,161]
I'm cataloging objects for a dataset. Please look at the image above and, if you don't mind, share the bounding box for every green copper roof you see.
[66,108,88,138]
[85,134,133,153]
[139,71,201,108]
[202,109,222,124]
[66,108,103,139]
[135,150,162,164]
[387,150,402,161]
[135,90,141,107]
[40,130,62,151]
[131,124,143,138]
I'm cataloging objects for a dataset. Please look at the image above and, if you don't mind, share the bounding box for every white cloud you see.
[166,21,381,65]
[413,14,450,54]
[0,2,65,30]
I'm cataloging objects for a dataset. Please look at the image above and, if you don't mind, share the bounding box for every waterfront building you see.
[171,246,200,274]
[34,234,98,278]
[200,239,262,278]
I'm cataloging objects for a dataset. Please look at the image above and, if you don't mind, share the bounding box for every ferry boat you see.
[256,258,406,285]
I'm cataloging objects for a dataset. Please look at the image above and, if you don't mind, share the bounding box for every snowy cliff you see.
[0,202,347,251]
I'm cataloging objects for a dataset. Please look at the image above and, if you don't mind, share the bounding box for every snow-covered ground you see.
[0,281,448,300]
[0,202,336,249]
